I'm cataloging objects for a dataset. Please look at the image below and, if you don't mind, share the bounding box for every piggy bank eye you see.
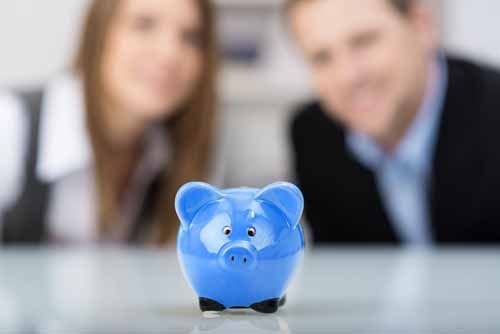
[247,227,256,237]
[223,226,232,236]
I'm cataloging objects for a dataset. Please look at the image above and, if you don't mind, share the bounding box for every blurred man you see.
[287,0,500,245]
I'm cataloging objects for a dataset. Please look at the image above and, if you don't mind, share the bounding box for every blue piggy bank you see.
[175,182,305,314]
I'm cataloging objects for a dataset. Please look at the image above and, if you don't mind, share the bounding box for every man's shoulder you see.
[447,55,500,96]
[291,101,324,125]
[458,56,500,112]
[444,55,500,130]
[290,100,343,137]
[444,56,500,158]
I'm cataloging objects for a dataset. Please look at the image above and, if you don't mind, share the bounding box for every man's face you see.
[289,0,436,144]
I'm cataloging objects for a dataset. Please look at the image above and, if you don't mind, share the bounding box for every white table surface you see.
[0,247,498,333]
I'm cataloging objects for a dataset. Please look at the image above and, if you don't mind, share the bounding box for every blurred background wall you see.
[0,0,88,88]
[441,0,500,67]
[1,0,499,187]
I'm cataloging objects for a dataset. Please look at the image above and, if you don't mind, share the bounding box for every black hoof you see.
[199,297,226,312]
[250,298,280,314]
[279,295,287,307]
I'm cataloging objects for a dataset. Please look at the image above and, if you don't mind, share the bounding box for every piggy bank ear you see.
[255,182,304,229]
[175,182,222,230]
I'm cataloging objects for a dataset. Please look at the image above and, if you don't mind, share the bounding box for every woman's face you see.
[101,0,204,121]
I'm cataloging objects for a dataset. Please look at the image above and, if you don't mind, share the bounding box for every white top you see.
[0,73,205,244]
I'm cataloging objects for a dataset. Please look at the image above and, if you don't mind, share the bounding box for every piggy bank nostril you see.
[220,243,258,270]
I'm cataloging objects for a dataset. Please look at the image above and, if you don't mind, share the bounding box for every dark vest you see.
[2,91,162,244]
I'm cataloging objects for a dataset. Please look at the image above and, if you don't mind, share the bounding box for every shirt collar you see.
[347,56,448,175]
[36,73,169,183]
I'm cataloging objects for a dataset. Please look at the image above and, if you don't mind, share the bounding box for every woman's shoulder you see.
[0,90,26,117]
[0,90,29,141]
[0,90,30,207]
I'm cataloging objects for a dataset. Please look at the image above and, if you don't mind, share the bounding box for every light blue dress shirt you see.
[346,58,448,247]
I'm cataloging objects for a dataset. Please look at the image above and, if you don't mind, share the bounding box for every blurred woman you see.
[0,0,218,245]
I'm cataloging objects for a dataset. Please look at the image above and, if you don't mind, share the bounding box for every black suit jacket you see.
[290,57,500,245]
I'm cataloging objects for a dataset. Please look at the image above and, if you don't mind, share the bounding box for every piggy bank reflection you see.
[176,182,305,314]
[191,313,291,333]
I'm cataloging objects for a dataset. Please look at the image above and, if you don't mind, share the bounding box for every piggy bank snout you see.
[219,241,257,272]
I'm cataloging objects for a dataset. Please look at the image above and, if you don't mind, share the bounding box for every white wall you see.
[0,0,89,88]
[441,0,500,67]
[1,1,500,87]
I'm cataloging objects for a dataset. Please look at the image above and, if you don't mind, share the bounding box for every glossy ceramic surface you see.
[175,182,305,311]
